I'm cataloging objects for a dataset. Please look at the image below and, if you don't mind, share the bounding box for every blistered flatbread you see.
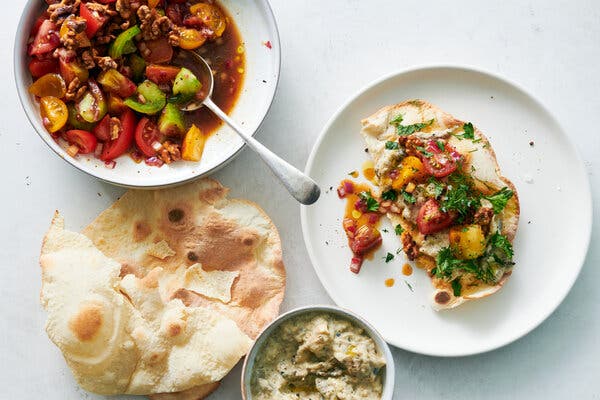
[40,214,253,395]
[361,100,519,309]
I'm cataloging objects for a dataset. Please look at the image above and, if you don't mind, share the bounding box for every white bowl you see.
[241,305,395,400]
[14,0,280,188]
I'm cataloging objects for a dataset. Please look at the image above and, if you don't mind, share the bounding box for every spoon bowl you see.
[175,50,321,205]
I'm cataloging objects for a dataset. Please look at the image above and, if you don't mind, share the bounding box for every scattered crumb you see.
[97,192,102,197]
[528,221,531,224]
[25,176,31,187]
[529,141,535,147]
[262,80,267,83]
[490,95,494,99]
[325,241,329,245]
[364,148,369,153]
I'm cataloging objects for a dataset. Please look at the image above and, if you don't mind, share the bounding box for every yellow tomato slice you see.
[189,3,227,37]
[40,96,68,133]
[29,73,66,98]
[178,28,207,50]
[181,124,206,161]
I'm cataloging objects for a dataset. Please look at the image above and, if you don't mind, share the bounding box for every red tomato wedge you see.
[93,114,112,142]
[100,109,136,161]
[416,199,456,235]
[65,130,98,154]
[31,14,48,36]
[145,64,181,84]
[142,38,173,64]
[421,140,461,178]
[28,58,59,78]
[80,2,108,38]
[29,20,60,56]
[135,117,161,157]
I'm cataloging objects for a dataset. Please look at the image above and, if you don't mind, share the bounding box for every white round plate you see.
[301,65,592,356]
[15,0,280,188]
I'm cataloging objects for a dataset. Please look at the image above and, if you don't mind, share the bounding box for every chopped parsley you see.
[415,146,433,157]
[401,191,416,204]
[435,232,514,285]
[390,115,435,136]
[451,279,462,296]
[404,280,414,292]
[483,187,514,214]
[383,252,394,263]
[439,173,480,221]
[358,191,380,212]
[385,141,399,150]
[394,224,404,235]
[436,140,445,151]
[462,122,474,139]
[428,177,445,199]
[381,189,398,201]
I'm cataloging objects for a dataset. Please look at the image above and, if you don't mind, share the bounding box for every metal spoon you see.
[174,51,320,205]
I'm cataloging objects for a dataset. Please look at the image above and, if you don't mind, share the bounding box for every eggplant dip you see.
[250,312,386,400]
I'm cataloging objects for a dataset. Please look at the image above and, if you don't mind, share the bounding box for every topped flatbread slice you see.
[360,100,520,309]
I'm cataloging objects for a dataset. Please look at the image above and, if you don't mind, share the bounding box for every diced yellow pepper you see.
[449,225,486,260]
[181,124,206,162]
[391,156,427,190]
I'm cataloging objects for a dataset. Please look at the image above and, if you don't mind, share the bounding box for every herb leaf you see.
[385,141,399,150]
[391,118,435,136]
[439,173,480,221]
[384,252,394,263]
[389,114,404,125]
[451,278,462,296]
[484,187,514,214]
[402,191,416,204]
[463,122,474,138]
[359,191,379,212]
[395,224,404,235]
[428,177,445,199]
[415,146,433,158]
[381,189,398,201]
[436,140,445,152]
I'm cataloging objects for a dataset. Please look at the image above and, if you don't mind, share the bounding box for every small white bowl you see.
[14,0,280,188]
[241,305,395,400]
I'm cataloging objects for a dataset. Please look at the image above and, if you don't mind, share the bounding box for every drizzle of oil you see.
[362,159,376,183]
[385,278,395,287]
[402,263,413,276]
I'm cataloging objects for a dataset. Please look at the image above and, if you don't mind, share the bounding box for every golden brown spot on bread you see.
[168,209,185,223]
[133,220,151,242]
[187,251,198,262]
[199,185,226,204]
[167,323,182,337]
[69,303,103,341]
[435,291,451,305]
[141,268,162,289]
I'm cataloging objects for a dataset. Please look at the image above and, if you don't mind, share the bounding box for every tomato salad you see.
[27,0,244,167]
[339,121,515,282]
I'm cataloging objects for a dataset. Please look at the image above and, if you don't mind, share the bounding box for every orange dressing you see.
[402,263,413,276]
[362,160,377,184]
[339,179,383,271]
[385,278,395,287]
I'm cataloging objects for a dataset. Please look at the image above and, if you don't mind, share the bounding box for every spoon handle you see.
[203,98,321,205]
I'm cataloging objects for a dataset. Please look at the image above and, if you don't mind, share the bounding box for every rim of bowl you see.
[14,0,282,189]
[240,304,396,400]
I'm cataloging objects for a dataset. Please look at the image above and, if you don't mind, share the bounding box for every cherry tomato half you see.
[100,109,136,161]
[145,64,181,84]
[28,73,66,98]
[80,2,108,38]
[421,140,461,178]
[416,199,456,235]
[40,96,68,133]
[135,117,161,157]
[28,58,59,78]
[177,28,206,50]
[65,130,98,154]
[29,20,60,56]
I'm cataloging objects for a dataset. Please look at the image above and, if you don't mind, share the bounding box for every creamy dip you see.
[250,312,386,400]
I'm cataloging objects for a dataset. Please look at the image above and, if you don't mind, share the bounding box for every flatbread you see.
[40,213,253,395]
[83,178,286,338]
[360,99,520,309]
[82,178,286,398]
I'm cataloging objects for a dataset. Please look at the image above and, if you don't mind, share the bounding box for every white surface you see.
[302,66,592,356]
[1,0,598,398]
[14,0,280,188]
